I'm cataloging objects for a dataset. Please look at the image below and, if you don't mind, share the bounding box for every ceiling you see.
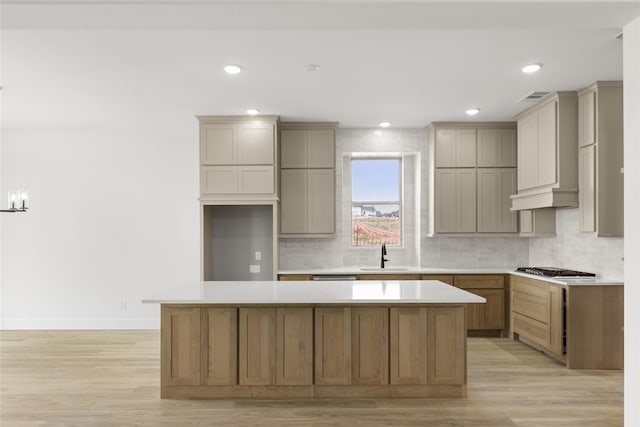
[1,1,639,129]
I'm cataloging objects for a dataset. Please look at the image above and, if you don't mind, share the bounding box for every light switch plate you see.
[250,264,260,274]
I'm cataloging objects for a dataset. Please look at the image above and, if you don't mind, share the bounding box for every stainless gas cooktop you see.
[515,267,596,278]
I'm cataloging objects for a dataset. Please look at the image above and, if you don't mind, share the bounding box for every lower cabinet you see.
[161,303,468,397]
[454,275,506,336]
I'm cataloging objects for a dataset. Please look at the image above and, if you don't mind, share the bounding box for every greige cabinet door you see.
[201,166,238,194]
[517,114,538,191]
[280,130,307,168]
[307,130,335,168]
[537,101,558,187]
[477,168,517,233]
[238,166,274,194]
[578,89,596,148]
[477,129,517,167]
[237,122,274,165]
[435,169,476,233]
[281,169,308,234]
[201,124,236,165]
[435,129,476,167]
[308,169,335,233]
[579,145,596,232]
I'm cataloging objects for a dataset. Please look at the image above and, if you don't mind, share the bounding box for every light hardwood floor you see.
[0,331,623,426]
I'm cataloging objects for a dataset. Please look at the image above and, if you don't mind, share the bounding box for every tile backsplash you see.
[528,208,624,280]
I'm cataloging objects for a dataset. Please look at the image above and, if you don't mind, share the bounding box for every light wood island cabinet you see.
[151,281,481,399]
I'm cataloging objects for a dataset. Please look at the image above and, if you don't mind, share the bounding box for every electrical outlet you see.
[120,300,127,311]
[250,264,260,274]
[255,251,261,261]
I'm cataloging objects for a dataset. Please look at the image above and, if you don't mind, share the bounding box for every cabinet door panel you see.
[307,169,335,234]
[201,124,236,165]
[518,115,538,190]
[435,169,457,232]
[280,130,307,168]
[477,168,516,232]
[435,129,456,167]
[537,102,558,186]
[390,307,427,385]
[579,145,596,232]
[276,308,313,385]
[307,130,335,168]
[457,169,477,233]
[280,169,308,234]
[456,129,477,167]
[201,166,238,194]
[238,166,274,194]
[315,307,351,385]
[578,90,596,148]
[161,306,201,386]
[466,289,505,330]
[201,307,237,385]
[427,307,465,385]
[239,308,276,385]
[237,123,274,165]
[351,307,389,385]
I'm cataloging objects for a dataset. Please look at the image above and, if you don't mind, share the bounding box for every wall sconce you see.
[1,189,29,213]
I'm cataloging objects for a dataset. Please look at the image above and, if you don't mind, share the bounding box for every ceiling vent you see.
[518,91,550,103]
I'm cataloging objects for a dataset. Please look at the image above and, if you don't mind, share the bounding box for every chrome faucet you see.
[380,243,389,268]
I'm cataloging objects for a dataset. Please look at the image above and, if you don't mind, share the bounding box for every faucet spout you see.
[380,243,389,268]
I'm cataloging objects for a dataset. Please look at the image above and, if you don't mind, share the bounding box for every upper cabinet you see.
[198,116,279,201]
[510,92,579,211]
[577,81,624,237]
[427,122,517,235]
[279,122,338,237]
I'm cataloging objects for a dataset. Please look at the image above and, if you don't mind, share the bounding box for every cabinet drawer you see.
[512,290,547,323]
[513,313,548,348]
[454,275,504,289]
[511,276,548,298]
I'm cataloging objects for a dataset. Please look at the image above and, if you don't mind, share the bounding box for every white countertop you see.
[142,280,486,304]
[279,267,515,275]
[510,271,623,286]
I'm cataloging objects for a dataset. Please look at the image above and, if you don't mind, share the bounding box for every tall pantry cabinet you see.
[577,81,624,236]
[427,123,517,235]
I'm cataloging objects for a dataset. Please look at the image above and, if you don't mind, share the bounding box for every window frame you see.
[350,156,403,248]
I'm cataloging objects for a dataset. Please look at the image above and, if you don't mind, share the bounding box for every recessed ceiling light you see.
[224,64,242,74]
[304,64,320,71]
[522,63,542,74]
[246,109,259,116]
[465,108,480,116]
[379,121,391,128]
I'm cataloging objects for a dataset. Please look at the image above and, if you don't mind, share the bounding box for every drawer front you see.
[512,290,547,323]
[513,313,548,348]
[454,274,505,289]
[511,276,547,298]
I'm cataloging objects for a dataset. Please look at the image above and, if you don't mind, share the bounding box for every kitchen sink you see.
[360,267,410,271]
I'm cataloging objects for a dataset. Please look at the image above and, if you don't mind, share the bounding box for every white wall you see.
[624,15,640,427]
[0,124,200,328]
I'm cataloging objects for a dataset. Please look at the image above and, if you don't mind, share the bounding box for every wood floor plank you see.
[0,330,623,426]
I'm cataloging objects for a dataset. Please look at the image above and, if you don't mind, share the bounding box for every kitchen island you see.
[143,280,485,399]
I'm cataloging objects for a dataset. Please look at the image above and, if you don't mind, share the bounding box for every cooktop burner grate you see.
[516,267,596,277]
